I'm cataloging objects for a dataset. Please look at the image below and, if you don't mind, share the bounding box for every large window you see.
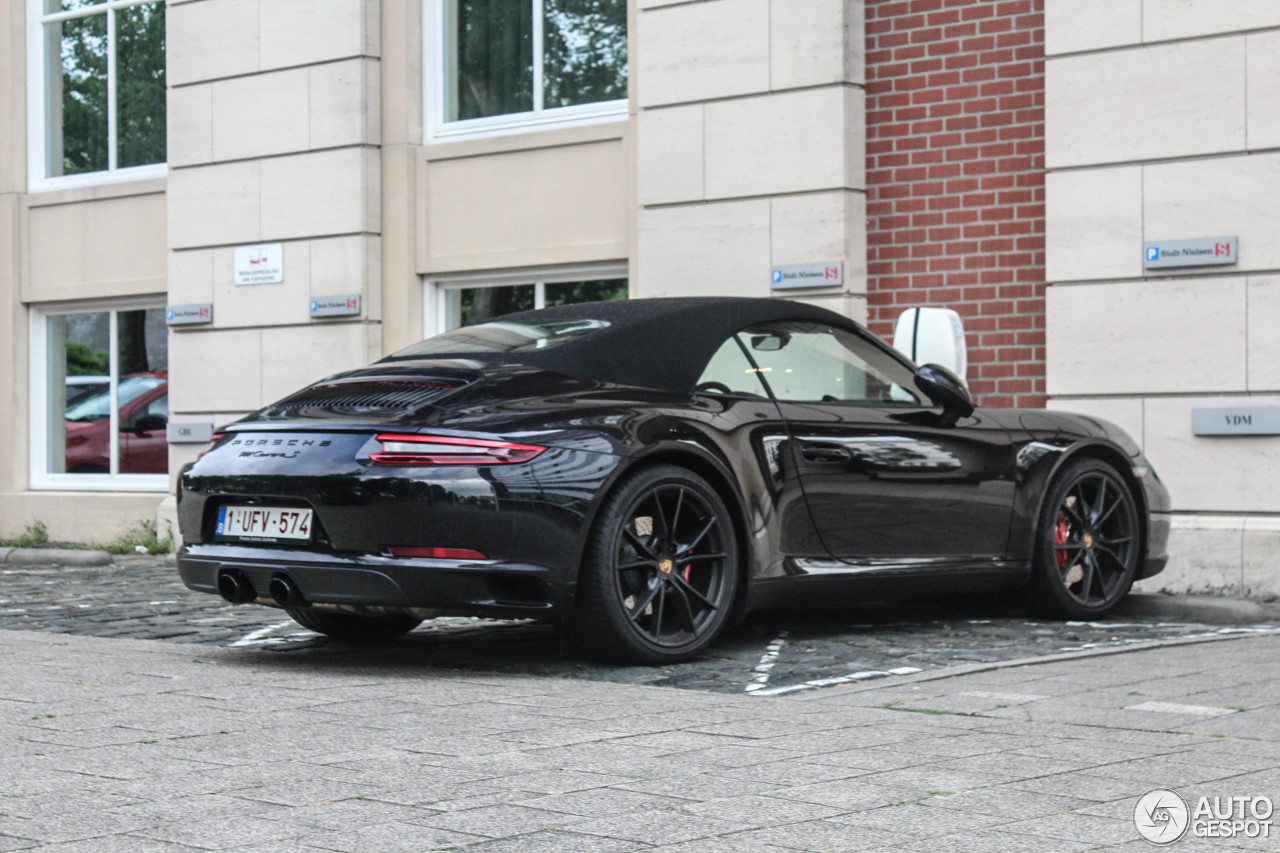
[429,265,628,332]
[30,302,169,491]
[429,0,627,138]
[27,0,166,190]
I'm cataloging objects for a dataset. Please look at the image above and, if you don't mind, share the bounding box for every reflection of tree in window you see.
[55,12,108,175]
[116,3,167,169]
[544,0,627,109]
[459,285,536,326]
[48,2,165,176]
[453,0,533,120]
[544,279,627,307]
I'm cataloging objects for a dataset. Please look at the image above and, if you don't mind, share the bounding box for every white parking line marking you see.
[744,630,789,693]
[229,620,295,648]
[1126,701,1238,717]
[1059,625,1280,652]
[749,666,923,697]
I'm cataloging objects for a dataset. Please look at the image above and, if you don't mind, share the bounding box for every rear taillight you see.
[370,434,546,466]
[197,433,227,461]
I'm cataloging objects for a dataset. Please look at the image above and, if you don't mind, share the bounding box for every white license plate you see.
[216,506,313,542]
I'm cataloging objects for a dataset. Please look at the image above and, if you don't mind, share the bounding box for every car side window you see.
[695,337,769,397]
[735,322,924,405]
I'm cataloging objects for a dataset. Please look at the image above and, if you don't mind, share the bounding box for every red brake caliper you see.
[1054,512,1071,569]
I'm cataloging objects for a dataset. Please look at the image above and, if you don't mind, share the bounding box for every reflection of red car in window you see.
[64,371,168,474]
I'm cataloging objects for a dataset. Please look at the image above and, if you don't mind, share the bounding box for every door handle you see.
[799,443,852,464]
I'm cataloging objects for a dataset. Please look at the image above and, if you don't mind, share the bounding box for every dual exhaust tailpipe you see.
[217,569,305,608]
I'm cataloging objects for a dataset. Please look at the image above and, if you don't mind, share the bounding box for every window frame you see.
[25,0,168,193]
[423,0,629,142]
[425,262,629,335]
[28,297,169,492]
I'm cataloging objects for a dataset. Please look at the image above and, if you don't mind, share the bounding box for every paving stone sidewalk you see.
[1,627,1277,851]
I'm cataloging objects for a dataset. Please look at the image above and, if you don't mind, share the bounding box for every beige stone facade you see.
[1043,0,1280,596]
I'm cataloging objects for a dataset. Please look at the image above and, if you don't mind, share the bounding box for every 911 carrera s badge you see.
[659,558,674,574]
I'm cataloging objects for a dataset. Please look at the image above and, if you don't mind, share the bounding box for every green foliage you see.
[452,0,626,120]
[6,521,50,548]
[55,2,165,175]
[97,518,173,555]
[544,0,628,108]
[65,340,109,376]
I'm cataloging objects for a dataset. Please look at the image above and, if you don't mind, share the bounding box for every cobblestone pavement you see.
[3,559,1279,697]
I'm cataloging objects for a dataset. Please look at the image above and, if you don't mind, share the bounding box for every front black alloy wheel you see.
[571,465,739,664]
[1033,458,1140,618]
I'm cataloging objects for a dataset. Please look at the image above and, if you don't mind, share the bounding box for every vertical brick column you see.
[865,0,1045,408]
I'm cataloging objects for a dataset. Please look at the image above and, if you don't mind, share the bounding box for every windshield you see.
[392,319,611,357]
[65,375,166,423]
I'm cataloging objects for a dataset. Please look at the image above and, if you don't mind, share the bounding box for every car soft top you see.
[385,296,879,394]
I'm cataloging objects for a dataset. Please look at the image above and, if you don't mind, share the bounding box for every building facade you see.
[0,0,1276,596]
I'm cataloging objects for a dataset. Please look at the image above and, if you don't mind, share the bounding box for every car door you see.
[121,391,168,474]
[736,322,1017,562]
[694,335,827,561]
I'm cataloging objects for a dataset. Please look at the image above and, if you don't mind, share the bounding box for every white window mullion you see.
[107,311,120,476]
[105,5,118,172]
[532,0,544,114]
[534,281,546,310]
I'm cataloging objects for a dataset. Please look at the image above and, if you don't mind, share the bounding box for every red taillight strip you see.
[387,546,488,560]
[370,433,546,466]
[197,433,228,460]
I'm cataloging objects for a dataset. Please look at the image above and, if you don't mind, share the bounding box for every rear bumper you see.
[178,543,571,617]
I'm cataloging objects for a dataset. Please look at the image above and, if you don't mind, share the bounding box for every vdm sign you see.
[1192,407,1280,436]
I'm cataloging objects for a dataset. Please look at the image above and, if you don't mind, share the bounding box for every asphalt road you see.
[3,558,1279,697]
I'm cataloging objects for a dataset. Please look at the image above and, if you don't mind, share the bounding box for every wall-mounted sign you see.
[1192,406,1280,436]
[166,304,213,326]
[771,261,844,290]
[1144,236,1237,270]
[234,242,284,285]
[310,294,361,318]
[167,422,214,444]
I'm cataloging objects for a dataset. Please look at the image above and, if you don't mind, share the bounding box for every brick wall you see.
[865,0,1046,408]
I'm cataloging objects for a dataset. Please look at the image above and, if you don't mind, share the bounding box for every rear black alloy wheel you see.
[573,465,739,664]
[286,608,422,642]
[1034,458,1140,618]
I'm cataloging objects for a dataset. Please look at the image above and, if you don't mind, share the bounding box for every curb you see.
[3,548,113,567]
[1115,592,1278,624]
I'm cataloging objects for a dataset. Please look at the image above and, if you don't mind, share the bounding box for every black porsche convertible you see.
[177,297,1170,663]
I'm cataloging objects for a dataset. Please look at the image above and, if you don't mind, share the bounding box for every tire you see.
[1031,457,1141,619]
[286,608,422,642]
[569,464,740,664]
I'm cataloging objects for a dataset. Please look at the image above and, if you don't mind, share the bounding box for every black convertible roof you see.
[393,297,879,394]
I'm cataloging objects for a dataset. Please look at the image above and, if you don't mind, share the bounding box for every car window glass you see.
[147,395,168,418]
[735,323,923,405]
[695,337,769,397]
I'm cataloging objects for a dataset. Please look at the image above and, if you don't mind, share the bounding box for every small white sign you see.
[167,422,215,444]
[771,262,844,290]
[234,243,284,285]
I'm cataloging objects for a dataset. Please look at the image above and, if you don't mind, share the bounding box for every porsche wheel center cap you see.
[659,558,674,574]
[1083,532,1095,549]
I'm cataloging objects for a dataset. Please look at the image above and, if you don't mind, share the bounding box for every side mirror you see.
[130,414,168,433]
[913,363,974,423]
